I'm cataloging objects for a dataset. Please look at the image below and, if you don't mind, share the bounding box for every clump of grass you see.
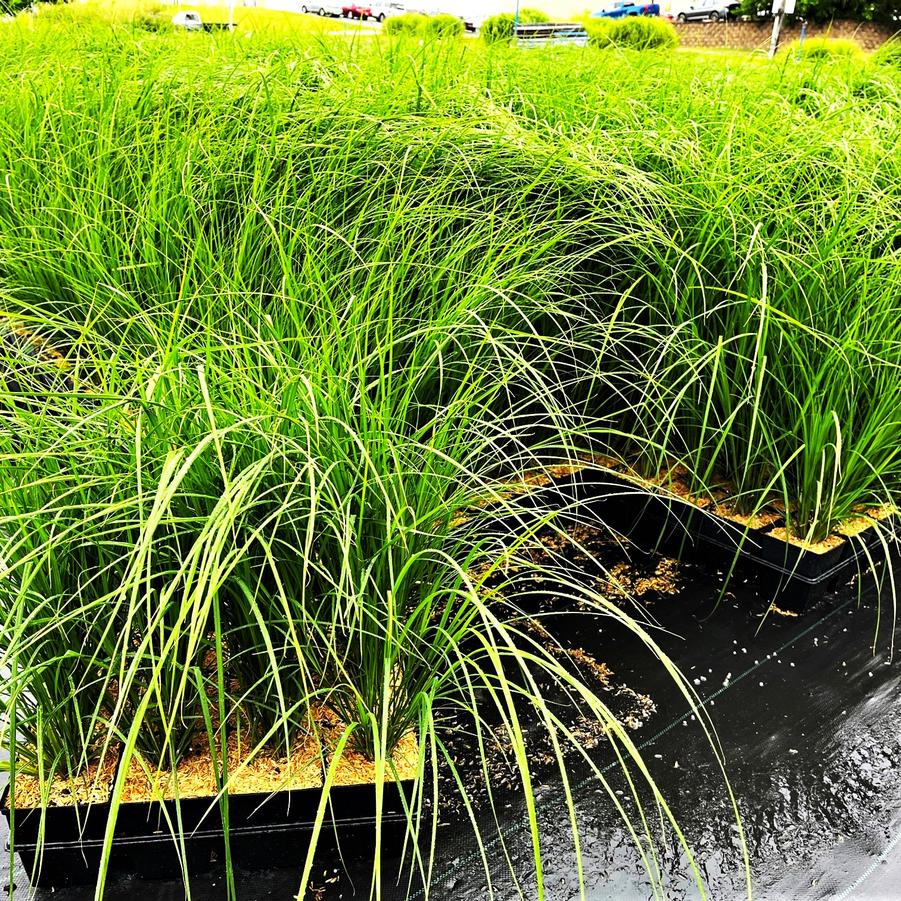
[384,11,463,39]
[793,36,863,60]
[475,39,900,543]
[481,8,549,43]
[873,35,901,69]
[424,12,464,37]
[1,299,730,899]
[383,12,428,35]
[606,15,679,50]
[584,16,614,48]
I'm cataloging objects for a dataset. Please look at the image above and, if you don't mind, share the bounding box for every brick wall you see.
[673,19,898,52]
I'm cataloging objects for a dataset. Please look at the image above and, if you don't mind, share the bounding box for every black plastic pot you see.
[113,788,224,837]
[542,468,898,611]
[2,778,414,888]
[228,780,411,870]
[0,788,111,847]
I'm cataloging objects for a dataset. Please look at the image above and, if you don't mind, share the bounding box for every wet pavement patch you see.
[3,532,900,900]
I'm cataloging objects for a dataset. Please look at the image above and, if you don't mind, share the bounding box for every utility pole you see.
[768,0,796,59]
[513,0,521,28]
[768,0,786,59]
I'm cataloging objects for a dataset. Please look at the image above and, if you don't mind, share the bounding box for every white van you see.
[369,1,408,20]
[301,2,343,14]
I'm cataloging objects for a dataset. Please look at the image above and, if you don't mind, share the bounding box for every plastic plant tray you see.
[0,789,111,847]
[2,775,414,888]
[543,468,898,609]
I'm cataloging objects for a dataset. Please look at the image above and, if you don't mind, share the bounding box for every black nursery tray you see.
[2,776,414,887]
[541,467,898,610]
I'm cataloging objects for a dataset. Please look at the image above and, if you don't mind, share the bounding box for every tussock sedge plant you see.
[481,8,549,44]
[0,35,739,891]
[0,3,899,897]
[791,36,863,61]
[478,42,901,545]
[1,309,742,898]
[873,36,901,69]
[584,16,679,51]
[383,12,464,38]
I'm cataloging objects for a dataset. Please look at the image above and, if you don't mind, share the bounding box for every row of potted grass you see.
[0,21,719,892]
[1,7,899,895]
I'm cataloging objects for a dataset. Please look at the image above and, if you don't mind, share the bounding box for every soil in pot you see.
[3,747,119,810]
[120,730,324,803]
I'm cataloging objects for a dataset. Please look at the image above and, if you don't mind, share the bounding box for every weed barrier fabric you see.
[398,576,901,899]
[3,550,901,900]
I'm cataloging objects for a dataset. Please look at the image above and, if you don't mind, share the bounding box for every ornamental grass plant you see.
[0,247,724,900]
[0,18,736,896]
[477,42,901,543]
[793,35,863,60]
[605,15,679,50]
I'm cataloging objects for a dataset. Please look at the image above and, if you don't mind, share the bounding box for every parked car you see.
[369,1,406,21]
[171,11,235,30]
[671,0,739,21]
[593,2,660,17]
[341,3,373,18]
[301,3,343,15]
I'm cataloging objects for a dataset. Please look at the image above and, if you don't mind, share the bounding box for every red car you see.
[341,3,372,17]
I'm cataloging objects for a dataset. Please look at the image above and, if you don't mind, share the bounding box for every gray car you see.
[674,0,739,21]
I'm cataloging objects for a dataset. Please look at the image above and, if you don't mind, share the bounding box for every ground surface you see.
[3,538,900,899]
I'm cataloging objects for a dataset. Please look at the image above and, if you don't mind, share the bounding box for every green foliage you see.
[793,35,863,58]
[584,16,614,47]
[873,35,901,67]
[738,0,901,24]
[0,16,742,899]
[383,11,427,35]
[480,12,515,43]
[424,11,464,37]
[605,14,679,49]
[584,12,679,50]
[4,7,901,898]
[481,7,549,43]
[384,11,463,38]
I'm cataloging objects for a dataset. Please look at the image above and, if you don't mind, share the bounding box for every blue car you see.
[593,2,661,17]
